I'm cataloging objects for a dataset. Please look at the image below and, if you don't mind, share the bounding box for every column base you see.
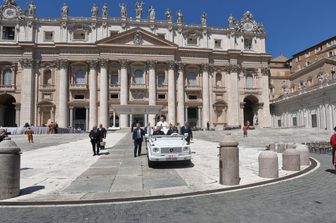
[119,114,129,128]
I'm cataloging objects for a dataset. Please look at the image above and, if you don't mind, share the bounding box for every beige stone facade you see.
[271,36,336,130]
[0,1,271,130]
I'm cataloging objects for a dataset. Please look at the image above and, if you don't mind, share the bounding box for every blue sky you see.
[15,0,335,58]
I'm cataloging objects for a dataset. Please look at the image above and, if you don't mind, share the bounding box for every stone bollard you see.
[296,144,310,166]
[269,144,276,152]
[282,149,300,171]
[277,144,286,153]
[0,140,21,200]
[219,134,240,185]
[258,151,279,178]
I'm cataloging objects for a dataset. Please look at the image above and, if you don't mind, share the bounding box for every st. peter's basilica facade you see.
[0,0,271,130]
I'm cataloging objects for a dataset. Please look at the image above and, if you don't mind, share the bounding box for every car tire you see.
[148,157,155,168]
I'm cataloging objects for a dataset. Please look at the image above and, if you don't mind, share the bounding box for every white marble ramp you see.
[8,132,126,201]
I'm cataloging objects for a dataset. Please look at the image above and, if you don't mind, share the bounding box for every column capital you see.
[261,67,271,76]
[167,60,176,70]
[201,63,209,72]
[87,60,99,69]
[19,59,34,69]
[99,59,109,68]
[224,64,241,73]
[57,59,69,69]
[147,60,157,70]
[119,59,129,69]
[177,62,184,72]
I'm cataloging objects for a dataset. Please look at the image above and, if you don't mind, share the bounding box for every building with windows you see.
[271,36,336,130]
[0,0,271,130]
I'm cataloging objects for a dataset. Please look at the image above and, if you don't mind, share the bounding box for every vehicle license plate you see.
[166,154,177,161]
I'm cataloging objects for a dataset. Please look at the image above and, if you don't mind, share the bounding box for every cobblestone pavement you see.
[0,153,335,223]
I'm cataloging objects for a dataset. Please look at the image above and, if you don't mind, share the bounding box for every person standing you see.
[25,127,34,143]
[207,121,210,131]
[181,122,193,145]
[89,125,101,156]
[98,124,107,150]
[243,121,250,137]
[132,122,145,157]
[330,126,336,169]
[156,115,169,134]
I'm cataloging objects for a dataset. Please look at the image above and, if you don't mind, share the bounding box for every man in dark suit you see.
[132,122,145,157]
[181,121,193,145]
[89,125,101,156]
[98,124,107,150]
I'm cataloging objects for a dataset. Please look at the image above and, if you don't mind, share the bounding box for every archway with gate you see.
[0,94,16,127]
[243,95,259,126]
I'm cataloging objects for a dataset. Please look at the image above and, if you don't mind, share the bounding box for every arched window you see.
[216,73,222,87]
[3,68,13,86]
[74,69,86,84]
[187,72,197,86]
[157,72,165,86]
[245,73,253,89]
[43,69,52,85]
[133,69,144,84]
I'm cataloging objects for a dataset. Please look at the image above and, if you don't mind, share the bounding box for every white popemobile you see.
[146,133,192,168]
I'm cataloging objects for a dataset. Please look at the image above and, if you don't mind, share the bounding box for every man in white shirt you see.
[156,115,169,134]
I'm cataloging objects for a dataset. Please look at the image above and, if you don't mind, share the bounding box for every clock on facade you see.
[243,22,254,32]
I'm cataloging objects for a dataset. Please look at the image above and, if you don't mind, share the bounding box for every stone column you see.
[177,63,185,125]
[69,107,73,128]
[19,59,35,126]
[85,107,89,131]
[260,68,272,128]
[226,64,240,127]
[185,106,188,122]
[167,61,176,124]
[113,111,116,127]
[88,60,98,130]
[100,59,109,128]
[58,60,69,128]
[202,64,210,129]
[197,107,202,128]
[119,60,129,128]
[148,61,157,124]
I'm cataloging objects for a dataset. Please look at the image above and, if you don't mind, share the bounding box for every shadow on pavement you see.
[20,186,45,195]
[325,169,336,174]
[150,161,194,169]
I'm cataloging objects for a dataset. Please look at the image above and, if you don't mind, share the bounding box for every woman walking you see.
[330,126,336,169]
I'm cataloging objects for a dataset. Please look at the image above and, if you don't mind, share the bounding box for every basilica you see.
[0,0,272,130]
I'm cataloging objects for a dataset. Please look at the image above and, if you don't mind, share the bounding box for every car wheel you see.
[148,157,155,168]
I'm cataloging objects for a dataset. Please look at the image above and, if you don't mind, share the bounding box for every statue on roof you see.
[201,12,207,26]
[91,3,98,17]
[119,3,127,18]
[102,4,108,18]
[4,0,16,5]
[165,9,172,22]
[135,1,144,19]
[176,9,183,24]
[28,1,36,17]
[61,3,69,18]
[148,5,155,20]
[228,14,237,29]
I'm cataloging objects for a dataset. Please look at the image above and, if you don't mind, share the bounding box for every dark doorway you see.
[132,114,145,127]
[0,94,16,127]
[243,95,259,126]
[74,108,86,130]
[110,115,119,127]
[187,107,198,128]
[311,114,317,128]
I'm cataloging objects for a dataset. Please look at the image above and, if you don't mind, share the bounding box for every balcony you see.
[185,85,202,91]
[157,84,168,91]
[69,84,88,90]
[0,84,15,92]
[109,84,120,90]
[240,88,262,95]
[40,84,55,92]
[130,84,147,90]
[213,86,226,93]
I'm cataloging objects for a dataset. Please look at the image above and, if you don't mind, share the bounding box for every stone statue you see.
[91,3,98,17]
[102,4,108,18]
[148,5,155,20]
[61,3,69,18]
[176,9,183,23]
[4,0,15,5]
[253,113,258,126]
[28,2,36,17]
[228,14,236,29]
[119,3,127,18]
[165,9,172,22]
[201,12,207,26]
[135,1,144,19]
[256,23,265,33]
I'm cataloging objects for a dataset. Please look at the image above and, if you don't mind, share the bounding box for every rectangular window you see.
[133,93,144,100]
[73,30,86,40]
[2,26,15,40]
[293,117,297,127]
[329,51,333,57]
[158,94,165,99]
[278,120,281,127]
[311,114,317,128]
[44,31,54,42]
[74,95,85,100]
[244,38,252,50]
[157,73,165,86]
[111,74,118,85]
[111,94,119,99]
[214,39,221,48]
[188,95,198,100]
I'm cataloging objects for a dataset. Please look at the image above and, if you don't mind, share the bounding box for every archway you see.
[243,95,259,126]
[0,94,16,127]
